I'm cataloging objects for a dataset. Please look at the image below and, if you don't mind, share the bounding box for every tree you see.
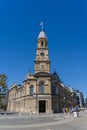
[0,74,8,110]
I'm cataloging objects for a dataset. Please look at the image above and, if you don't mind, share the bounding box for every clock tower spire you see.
[34,30,50,74]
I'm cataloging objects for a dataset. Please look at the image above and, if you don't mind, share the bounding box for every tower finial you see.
[39,21,44,30]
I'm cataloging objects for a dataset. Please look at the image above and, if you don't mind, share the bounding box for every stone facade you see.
[7,30,73,113]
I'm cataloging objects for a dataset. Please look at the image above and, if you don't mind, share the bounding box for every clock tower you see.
[34,30,50,74]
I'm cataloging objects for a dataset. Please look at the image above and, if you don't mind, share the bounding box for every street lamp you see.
[64,97,66,107]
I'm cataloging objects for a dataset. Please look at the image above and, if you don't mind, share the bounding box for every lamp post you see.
[64,97,65,107]
[64,97,67,107]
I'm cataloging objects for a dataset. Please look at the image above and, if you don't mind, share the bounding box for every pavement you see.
[0,109,86,129]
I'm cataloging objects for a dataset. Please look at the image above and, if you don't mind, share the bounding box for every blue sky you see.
[0,0,87,98]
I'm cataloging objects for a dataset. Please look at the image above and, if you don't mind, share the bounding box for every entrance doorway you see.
[39,100,46,113]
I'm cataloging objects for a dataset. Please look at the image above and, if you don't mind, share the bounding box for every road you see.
[0,110,86,130]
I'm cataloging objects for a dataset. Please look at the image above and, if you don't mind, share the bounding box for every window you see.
[51,85,56,95]
[30,85,34,95]
[41,41,44,46]
[39,82,44,93]
[45,43,47,47]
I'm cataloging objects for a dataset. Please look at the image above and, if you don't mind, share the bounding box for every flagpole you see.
[42,22,43,30]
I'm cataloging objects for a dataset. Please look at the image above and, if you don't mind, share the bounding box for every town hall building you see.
[7,29,73,113]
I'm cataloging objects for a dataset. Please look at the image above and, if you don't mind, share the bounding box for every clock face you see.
[40,52,44,57]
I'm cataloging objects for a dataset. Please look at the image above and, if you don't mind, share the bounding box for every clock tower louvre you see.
[34,30,50,74]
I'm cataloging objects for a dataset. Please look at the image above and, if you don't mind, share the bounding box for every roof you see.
[34,72,50,77]
[37,30,47,39]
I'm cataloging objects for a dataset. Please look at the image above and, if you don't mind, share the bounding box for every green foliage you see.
[0,74,8,110]
[0,74,7,88]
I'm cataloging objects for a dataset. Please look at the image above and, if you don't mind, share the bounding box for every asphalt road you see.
[0,110,86,130]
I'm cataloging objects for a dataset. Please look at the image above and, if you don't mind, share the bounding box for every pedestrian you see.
[62,107,65,113]
[65,107,68,113]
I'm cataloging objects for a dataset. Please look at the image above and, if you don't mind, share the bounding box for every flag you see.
[39,21,43,30]
[39,21,43,26]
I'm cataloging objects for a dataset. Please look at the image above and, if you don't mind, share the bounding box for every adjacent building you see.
[75,90,84,107]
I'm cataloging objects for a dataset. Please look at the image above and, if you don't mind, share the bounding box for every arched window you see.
[30,85,34,95]
[41,41,44,46]
[39,82,44,93]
